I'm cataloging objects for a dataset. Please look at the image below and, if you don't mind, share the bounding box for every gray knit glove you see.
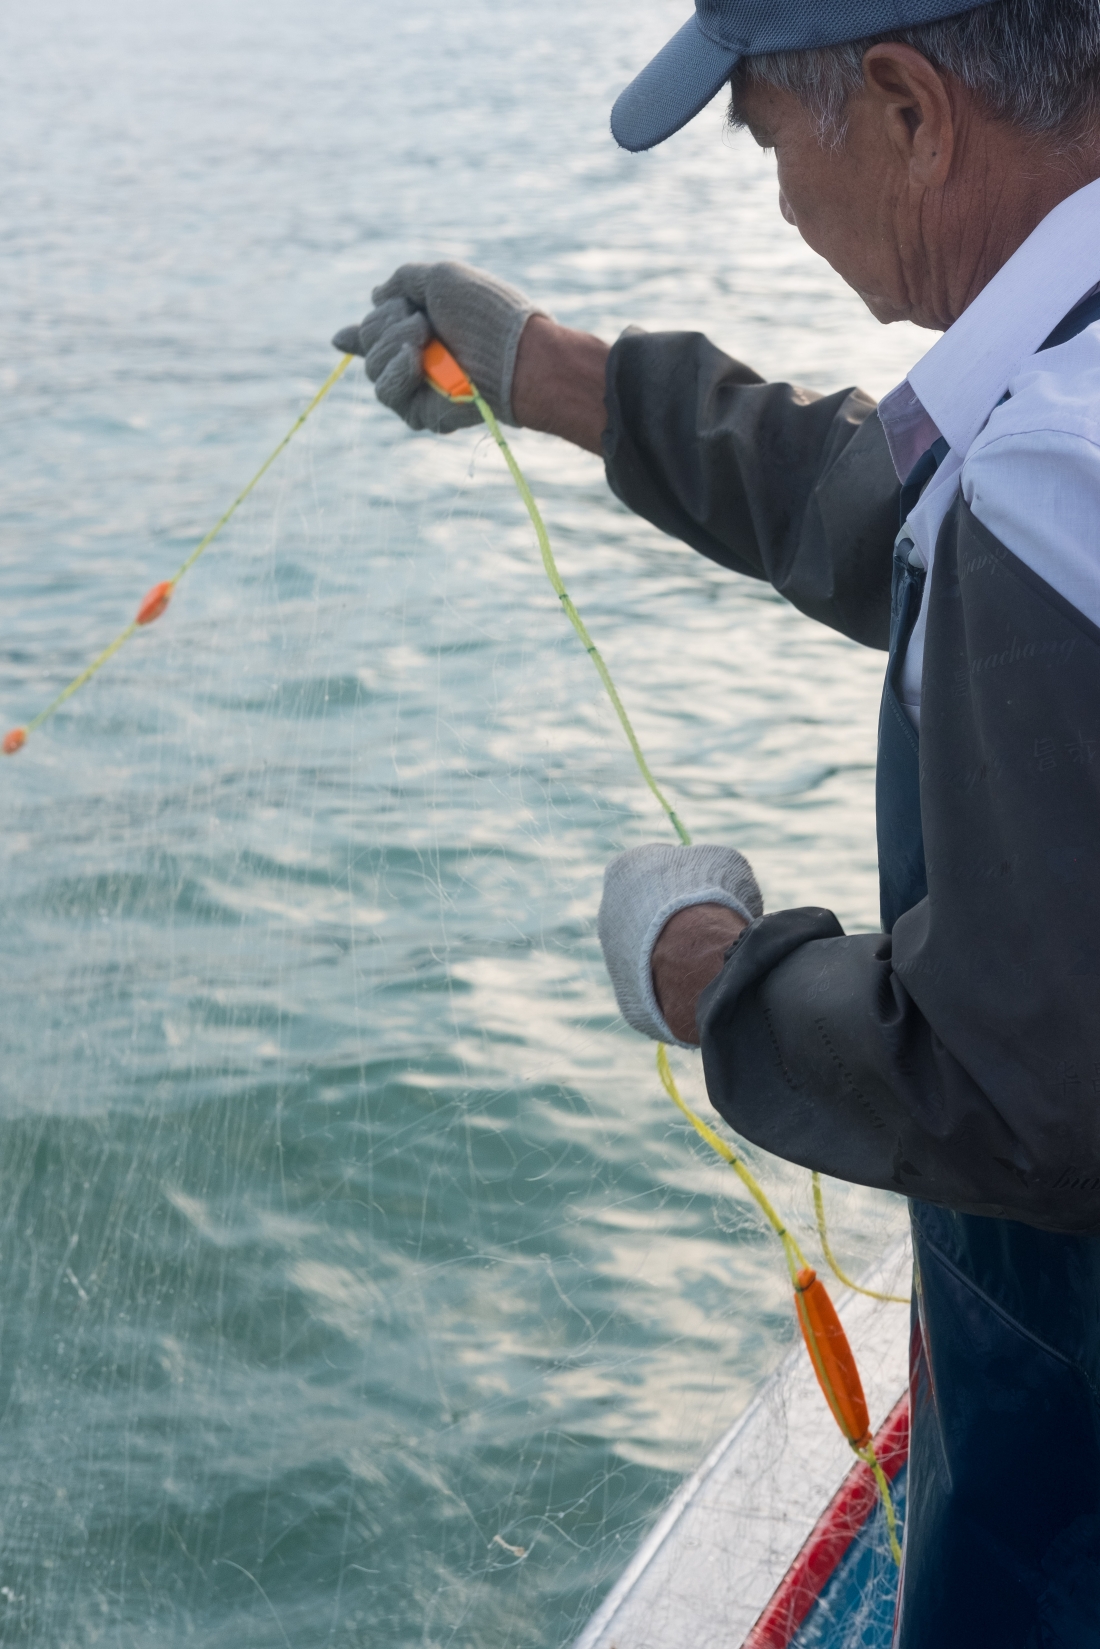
[332,261,547,434]
[597,844,763,1048]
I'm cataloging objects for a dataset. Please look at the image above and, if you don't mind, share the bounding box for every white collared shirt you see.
[876,177,1100,726]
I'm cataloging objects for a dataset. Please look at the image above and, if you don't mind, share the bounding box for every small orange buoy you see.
[136,581,173,626]
[422,339,474,401]
[2,727,27,756]
[794,1267,872,1449]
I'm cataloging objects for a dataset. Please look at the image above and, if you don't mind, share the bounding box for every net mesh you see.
[0,2,927,1644]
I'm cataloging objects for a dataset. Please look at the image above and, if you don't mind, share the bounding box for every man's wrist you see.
[512,315,610,455]
[651,902,748,1045]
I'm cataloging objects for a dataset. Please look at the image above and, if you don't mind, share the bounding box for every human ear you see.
[861,43,955,189]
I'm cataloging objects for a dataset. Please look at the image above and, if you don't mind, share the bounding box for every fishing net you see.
[1,2,928,1644]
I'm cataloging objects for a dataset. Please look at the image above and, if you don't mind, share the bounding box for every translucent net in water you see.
[0,378,915,1649]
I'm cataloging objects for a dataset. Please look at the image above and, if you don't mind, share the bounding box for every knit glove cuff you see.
[597,844,763,1048]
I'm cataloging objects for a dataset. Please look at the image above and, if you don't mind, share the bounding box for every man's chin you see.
[856,286,917,326]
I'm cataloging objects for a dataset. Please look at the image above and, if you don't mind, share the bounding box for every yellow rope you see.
[23,624,141,737]
[813,1172,910,1305]
[168,354,354,586]
[859,1443,904,1567]
[8,353,354,750]
[460,378,909,1298]
[445,368,906,1563]
[657,1044,806,1283]
[469,390,691,847]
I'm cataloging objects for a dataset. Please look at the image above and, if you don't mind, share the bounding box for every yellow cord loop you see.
[3,353,353,755]
[812,1172,910,1305]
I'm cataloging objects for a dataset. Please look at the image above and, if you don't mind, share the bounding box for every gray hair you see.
[730,0,1100,147]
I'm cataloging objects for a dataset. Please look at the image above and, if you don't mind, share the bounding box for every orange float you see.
[422,339,474,401]
[794,1266,872,1449]
[136,581,174,626]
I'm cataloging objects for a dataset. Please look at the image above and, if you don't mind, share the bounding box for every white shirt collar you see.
[878,175,1100,481]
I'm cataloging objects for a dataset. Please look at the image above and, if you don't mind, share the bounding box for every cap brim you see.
[611,16,740,153]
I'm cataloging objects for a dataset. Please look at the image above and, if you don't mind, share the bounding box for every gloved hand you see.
[332,261,547,434]
[597,844,763,1048]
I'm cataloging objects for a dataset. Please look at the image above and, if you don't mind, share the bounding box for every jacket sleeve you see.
[698,500,1100,1234]
[602,329,900,650]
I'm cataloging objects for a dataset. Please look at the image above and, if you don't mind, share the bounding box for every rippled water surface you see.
[0,4,927,1644]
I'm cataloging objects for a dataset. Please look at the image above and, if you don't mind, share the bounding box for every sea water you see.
[0,3,926,1643]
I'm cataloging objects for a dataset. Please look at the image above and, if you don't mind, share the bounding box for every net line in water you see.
[2,353,354,757]
[4,333,908,1613]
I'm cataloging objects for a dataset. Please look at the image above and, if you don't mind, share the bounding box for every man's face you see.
[734,77,934,329]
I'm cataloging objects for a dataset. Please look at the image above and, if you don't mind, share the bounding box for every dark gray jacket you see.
[603,330,1100,1234]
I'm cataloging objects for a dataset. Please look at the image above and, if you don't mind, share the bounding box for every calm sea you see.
[0,3,925,1643]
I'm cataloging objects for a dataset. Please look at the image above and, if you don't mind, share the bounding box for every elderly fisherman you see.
[338,0,1100,1640]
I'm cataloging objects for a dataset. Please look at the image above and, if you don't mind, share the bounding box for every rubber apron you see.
[880,289,1100,1649]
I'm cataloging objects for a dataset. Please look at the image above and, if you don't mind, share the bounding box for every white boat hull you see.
[573,1239,912,1649]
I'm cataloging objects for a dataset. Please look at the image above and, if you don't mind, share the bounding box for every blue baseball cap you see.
[611,0,995,151]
